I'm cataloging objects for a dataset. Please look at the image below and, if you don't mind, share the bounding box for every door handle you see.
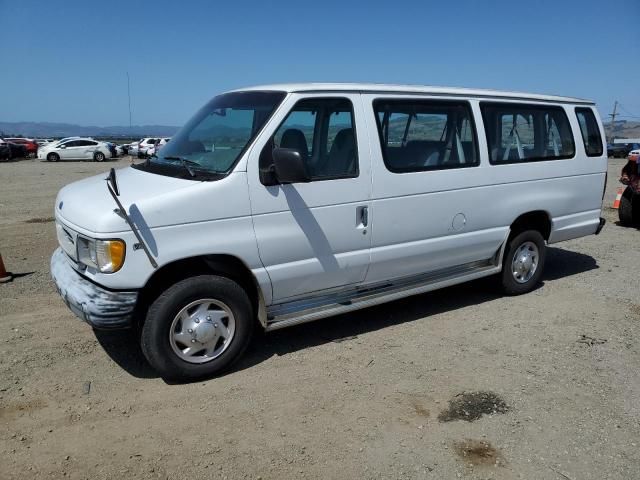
[357,205,368,227]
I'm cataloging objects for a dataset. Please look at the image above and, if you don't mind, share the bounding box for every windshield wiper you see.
[163,156,198,178]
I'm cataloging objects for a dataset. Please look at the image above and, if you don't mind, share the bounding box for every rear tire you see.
[47,152,59,162]
[141,275,254,381]
[94,151,106,162]
[501,230,546,295]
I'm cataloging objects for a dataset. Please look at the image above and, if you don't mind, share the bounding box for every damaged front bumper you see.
[50,247,138,329]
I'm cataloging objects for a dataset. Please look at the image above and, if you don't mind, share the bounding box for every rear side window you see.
[575,107,603,156]
[373,99,479,173]
[481,103,575,164]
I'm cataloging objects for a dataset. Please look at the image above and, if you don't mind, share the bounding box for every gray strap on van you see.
[456,130,465,164]
[547,117,560,156]
[503,118,524,161]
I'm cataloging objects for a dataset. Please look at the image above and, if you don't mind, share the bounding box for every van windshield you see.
[135,91,286,179]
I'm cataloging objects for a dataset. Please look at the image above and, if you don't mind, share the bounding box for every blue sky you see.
[1,0,638,126]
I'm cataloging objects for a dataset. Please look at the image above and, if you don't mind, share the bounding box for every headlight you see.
[77,238,125,273]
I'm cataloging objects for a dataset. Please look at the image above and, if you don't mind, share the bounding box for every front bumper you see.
[50,247,138,329]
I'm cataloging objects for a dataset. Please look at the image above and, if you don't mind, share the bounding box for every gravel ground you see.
[0,156,639,480]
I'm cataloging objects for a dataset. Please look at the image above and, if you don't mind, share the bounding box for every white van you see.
[50,83,607,380]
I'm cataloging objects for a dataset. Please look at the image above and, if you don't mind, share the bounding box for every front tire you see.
[141,275,254,381]
[501,230,546,295]
[94,151,106,162]
[47,152,59,162]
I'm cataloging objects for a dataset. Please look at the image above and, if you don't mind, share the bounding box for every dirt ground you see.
[1,156,639,480]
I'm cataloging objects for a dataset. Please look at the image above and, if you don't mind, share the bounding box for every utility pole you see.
[608,100,618,142]
[127,72,132,132]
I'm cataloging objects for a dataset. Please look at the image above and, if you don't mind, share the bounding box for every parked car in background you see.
[608,142,640,158]
[3,140,28,159]
[35,138,55,146]
[0,139,11,160]
[136,138,161,158]
[4,138,38,158]
[38,137,111,162]
[145,137,171,157]
[104,142,121,158]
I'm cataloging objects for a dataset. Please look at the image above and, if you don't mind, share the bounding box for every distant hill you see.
[607,120,640,140]
[0,121,180,138]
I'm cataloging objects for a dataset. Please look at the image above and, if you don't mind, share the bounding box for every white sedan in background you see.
[38,138,112,162]
[145,137,171,157]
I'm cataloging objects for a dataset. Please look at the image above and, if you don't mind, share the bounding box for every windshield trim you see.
[134,90,287,181]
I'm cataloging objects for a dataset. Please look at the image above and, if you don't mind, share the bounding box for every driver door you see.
[247,93,372,303]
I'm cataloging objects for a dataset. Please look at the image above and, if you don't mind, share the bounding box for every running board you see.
[265,259,500,332]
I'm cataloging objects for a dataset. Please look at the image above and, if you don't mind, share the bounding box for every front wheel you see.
[94,151,106,162]
[501,230,546,295]
[47,152,59,162]
[141,275,254,381]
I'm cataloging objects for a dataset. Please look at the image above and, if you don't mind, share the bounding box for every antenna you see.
[126,71,132,132]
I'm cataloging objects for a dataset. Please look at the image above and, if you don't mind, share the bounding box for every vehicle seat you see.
[326,128,356,176]
[280,129,309,159]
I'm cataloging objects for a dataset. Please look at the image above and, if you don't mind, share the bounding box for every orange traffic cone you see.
[613,187,624,209]
[0,253,12,283]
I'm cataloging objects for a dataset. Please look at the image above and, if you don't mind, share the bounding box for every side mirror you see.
[272,148,310,184]
[59,144,66,149]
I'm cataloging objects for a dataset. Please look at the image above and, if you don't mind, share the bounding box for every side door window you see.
[374,99,479,171]
[481,103,575,163]
[261,98,358,182]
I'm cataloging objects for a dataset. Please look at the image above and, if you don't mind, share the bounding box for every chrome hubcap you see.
[169,299,235,364]
[511,241,539,284]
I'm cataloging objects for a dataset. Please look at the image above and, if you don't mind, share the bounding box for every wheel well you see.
[509,211,551,241]
[136,255,264,326]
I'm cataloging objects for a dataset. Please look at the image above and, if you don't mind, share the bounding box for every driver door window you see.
[262,98,358,181]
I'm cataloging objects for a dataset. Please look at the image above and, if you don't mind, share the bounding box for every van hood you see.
[55,166,200,233]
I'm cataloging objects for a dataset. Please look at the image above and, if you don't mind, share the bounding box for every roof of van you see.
[230,83,594,105]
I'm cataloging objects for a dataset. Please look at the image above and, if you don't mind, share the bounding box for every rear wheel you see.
[94,151,106,162]
[47,152,59,162]
[501,230,546,295]
[141,275,254,381]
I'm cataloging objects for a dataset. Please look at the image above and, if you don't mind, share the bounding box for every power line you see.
[619,104,639,118]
